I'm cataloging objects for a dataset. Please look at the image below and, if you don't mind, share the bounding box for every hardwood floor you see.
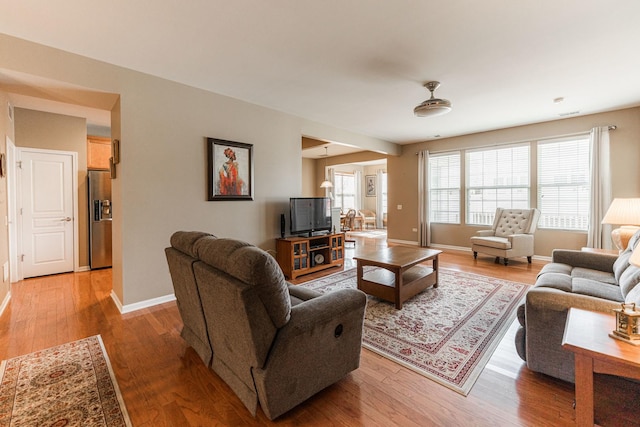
[0,234,634,426]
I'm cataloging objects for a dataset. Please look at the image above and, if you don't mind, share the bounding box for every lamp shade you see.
[601,198,640,225]
[320,180,333,188]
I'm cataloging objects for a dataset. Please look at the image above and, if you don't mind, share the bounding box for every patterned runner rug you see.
[301,267,528,395]
[0,335,132,426]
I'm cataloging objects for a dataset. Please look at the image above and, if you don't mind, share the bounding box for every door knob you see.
[60,217,72,222]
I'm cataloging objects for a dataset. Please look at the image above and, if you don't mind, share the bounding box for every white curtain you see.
[586,127,612,249]
[376,169,384,228]
[418,150,430,247]
[355,170,362,211]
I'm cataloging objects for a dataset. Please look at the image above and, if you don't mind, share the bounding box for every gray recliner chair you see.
[192,236,367,420]
[470,208,541,265]
[164,231,215,365]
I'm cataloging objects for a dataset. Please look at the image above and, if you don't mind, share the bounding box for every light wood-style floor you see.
[0,234,635,426]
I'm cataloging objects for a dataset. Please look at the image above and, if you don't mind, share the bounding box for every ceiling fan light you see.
[414,81,452,117]
[414,100,452,117]
[320,180,333,188]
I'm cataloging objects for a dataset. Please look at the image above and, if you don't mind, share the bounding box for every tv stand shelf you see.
[276,233,345,279]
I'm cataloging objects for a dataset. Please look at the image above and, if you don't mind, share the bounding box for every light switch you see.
[397,204,403,210]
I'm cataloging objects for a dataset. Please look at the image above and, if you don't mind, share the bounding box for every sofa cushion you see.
[170,231,214,257]
[195,237,292,328]
[619,265,640,298]
[571,267,617,285]
[537,263,572,278]
[613,251,632,283]
[470,236,511,250]
[572,278,624,302]
[534,272,572,292]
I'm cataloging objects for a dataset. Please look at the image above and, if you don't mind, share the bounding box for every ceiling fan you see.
[414,81,452,117]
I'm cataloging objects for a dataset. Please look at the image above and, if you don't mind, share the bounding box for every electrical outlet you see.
[397,204,403,210]
[412,228,418,232]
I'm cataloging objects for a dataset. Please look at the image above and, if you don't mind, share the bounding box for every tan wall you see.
[0,34,395,306]
[0,91,14,307]
[14,108,89,267]
[301,157,316,197]
[388,107,640,256]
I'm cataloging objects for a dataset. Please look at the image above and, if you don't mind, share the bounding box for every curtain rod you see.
[415,125,617,155]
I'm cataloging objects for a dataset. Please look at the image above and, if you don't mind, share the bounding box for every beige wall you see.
[14,108,89,267]
[301,157,316,197]
[388,107,640,256]
[0,91,13,308]
[0,34,395,307]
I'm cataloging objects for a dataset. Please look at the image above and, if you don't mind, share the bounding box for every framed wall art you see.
[207,137,254,201]
[365,175,376,197]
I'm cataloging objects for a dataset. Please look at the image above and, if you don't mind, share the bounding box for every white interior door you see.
[20,150,75,278]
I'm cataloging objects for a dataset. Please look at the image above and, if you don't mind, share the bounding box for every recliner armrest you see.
[508,233,533,247]
[277,288,366,339]
[475,230,495,237]
[551,249,617,272]
[287,284,322,302]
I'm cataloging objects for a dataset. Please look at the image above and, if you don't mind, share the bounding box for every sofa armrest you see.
[523,286,621,382]
[551,249,617,272]
[475,230,495,237]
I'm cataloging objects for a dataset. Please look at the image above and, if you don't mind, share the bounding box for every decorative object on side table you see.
[610,303,640,345]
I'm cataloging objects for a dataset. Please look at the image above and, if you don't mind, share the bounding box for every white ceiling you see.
[1,1,640,145]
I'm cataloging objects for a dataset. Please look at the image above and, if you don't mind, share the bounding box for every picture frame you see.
[111,139,120,164]
[365,175,376,197]
[207,137,254,201]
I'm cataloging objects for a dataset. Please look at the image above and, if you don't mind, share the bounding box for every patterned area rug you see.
[0,335,132,426]
[301,267,528,395]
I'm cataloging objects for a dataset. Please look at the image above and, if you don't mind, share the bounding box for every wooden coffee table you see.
[354,246,441,309]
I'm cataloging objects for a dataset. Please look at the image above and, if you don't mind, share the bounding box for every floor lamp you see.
[601,198,640,252]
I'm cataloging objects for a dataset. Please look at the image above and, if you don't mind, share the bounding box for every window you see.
[334,172,356,210]
[466,145,529,225]
[429,152,461,223]
[537,136,590,230]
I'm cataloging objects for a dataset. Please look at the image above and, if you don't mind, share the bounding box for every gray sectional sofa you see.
[515,230,640,383]
[165,231,367,420]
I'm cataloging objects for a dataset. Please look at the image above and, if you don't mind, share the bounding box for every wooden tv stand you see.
[276,233,345,279]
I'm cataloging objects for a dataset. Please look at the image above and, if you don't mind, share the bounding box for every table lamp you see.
[601,198,640,252]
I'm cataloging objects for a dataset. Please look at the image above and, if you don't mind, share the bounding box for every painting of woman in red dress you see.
[219,147,244,195]
[208,138,253,201]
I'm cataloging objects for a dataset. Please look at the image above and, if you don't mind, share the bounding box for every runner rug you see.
[301,267,528,395]
[0,335,132,426]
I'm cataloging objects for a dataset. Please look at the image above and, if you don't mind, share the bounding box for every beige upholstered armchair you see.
[358,209,376,229]
[470,208,541,266]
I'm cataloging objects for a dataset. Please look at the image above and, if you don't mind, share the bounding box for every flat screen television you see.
[289,197,332,236]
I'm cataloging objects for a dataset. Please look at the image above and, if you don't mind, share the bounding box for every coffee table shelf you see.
[355,246,441,309]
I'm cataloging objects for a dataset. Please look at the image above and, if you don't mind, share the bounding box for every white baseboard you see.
[111,290,176,314]
[0,291,10,317]
[429,243,551,262]
[76,265,91,272]
[387,238,419,246]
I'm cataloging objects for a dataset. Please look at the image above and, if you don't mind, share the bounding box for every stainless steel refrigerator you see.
[88,170,112,269]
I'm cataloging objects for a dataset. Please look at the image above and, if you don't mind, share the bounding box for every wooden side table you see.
[562,308,640,426]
